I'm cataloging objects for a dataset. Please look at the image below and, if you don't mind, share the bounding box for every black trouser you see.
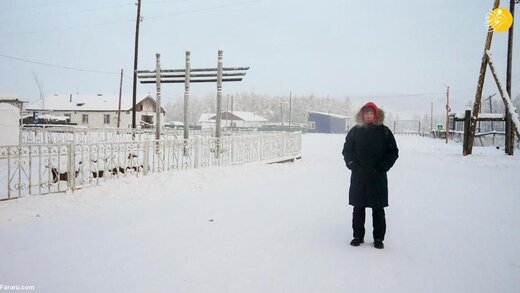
[352,207,386,241]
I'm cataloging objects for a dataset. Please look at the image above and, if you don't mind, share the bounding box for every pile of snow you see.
[0,134,519,292]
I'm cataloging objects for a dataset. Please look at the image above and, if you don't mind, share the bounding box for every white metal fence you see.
[20,127,264,144]
[1,132,302,200]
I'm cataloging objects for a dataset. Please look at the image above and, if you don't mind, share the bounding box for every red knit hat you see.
[361,101,379,117]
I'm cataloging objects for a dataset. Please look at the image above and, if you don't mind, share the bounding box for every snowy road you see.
[1,134,519,293]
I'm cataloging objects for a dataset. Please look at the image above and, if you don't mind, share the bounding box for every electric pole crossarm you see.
[139,78,244,84]
[137,72,247,79]
[136,67,249,74]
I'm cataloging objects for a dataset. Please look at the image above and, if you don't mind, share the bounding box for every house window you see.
[82,114,88,124]
[104,114,110,124]
[141,115,153,128]
[308,121,316,129]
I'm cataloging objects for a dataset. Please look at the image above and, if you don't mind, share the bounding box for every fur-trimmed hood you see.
[355,107,385,125]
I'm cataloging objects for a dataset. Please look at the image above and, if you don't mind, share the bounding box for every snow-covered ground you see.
[1,134,519,293]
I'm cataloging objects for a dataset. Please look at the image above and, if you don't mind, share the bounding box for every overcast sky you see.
[1,0,519,117]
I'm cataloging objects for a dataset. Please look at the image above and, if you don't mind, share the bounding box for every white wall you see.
[0,104,20,146]
[50,111,165,128]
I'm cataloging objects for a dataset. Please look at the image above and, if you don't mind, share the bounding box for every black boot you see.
[350,238,364,247]
[373,239,384,249]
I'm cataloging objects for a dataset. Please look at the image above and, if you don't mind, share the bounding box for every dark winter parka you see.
[342,107,399,208]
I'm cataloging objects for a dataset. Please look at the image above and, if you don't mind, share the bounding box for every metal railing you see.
[1,132,302,201]
[20,126,266,144]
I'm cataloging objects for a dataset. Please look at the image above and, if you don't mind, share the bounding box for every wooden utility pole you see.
[131,0,142,129]
[155,53,162,140]
[486,93,497,128]
[184,51,191,140]
[446,86,450,143]
[289,92,292,130]
[280,102,283,128]
[430,102,433,132]
[215,50,223,140]
[505,0,516,155]
[465,0,500,155]
[117,69,123,128]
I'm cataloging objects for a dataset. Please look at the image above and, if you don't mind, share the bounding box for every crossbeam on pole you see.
[140,78,244,84]
[137,72,247,79]
[136,67,250,74]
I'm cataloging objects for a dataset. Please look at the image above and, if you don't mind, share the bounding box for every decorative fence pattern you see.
[1,132,302,201]
[20,127,263,144]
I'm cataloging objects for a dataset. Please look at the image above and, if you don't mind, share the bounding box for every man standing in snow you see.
[342,102,399,249]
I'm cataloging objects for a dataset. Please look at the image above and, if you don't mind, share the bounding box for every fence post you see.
[463,110,472,155]
[143,141,149,175]
[194,137,199,168]
[67,144,75,191]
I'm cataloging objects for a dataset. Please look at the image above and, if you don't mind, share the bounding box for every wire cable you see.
[145,0,265,20]
[0,0,82,13]
[0,3,133,25]
[0,53,121,75]
[0,0,265,37]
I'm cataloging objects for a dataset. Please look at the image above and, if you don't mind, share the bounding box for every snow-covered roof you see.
[25,94,160,112]
[199,111,268,122]
[227,111,267,122]
[309,111,350,119]
[476,113,506,119]
[0,97,27,102]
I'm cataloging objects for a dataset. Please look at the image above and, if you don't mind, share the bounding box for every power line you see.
[0,19,135,37]
[145,0,265,20]
[0,3,133,25]
[0,0,82,13]
[366,92,446,98]
[0,0,265,37]
[353,84,508,100]
[146,0,188,3]
[0,53,121,75]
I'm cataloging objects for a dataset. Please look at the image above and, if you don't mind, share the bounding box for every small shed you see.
[0,103,20,146]
[308,111,349,133]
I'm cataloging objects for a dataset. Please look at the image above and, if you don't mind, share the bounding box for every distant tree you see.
[422,114,431,132]
[513,94,520,112]
[32,72,45,107]
[165,92,355,125]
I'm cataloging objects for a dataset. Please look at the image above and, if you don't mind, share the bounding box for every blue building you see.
[308,111,350,133]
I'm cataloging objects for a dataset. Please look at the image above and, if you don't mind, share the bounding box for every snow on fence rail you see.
[1,132,302,201]
[22,127,186,144]
[20,127,262,144]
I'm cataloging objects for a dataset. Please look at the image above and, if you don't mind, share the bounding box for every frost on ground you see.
[1,134,519,293]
